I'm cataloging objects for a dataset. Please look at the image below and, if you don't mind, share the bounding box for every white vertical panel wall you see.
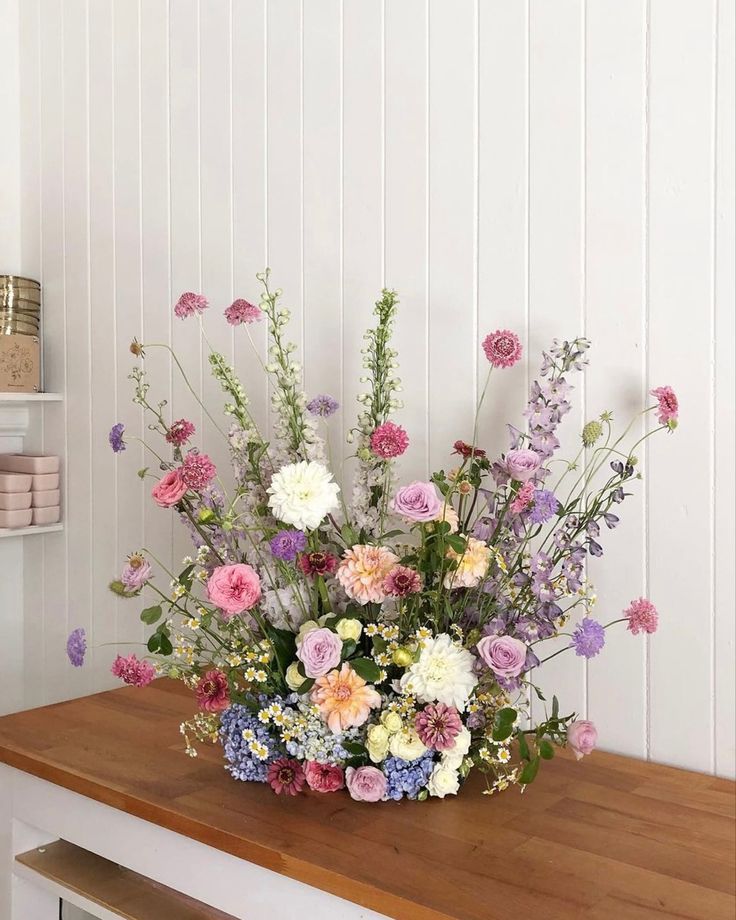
[2,0,733,778]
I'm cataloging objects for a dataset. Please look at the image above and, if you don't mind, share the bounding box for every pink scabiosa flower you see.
[336,544,399,604]
[482,329,522,368]
[414,702,463,751]
[370,421,409,459]
[510,480,535,514]
[650,386,678,427]
[299,551,339,578]
[383,565,422,598]
[304,761,345,793]
[111,654,156,688]
[194,669,230,712]
[181,452,216,491]
[623,597,659,635]
[224,298,262,326]
[174,291,208,319]
[166,419,195,447]
[267,758,306,796]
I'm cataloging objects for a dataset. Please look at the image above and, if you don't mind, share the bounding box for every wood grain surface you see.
[0,679,733,920]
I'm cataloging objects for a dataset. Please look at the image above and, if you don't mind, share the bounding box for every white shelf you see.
[0,393,63,403]
[0,523,63,538]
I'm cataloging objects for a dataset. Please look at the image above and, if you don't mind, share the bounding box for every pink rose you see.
[304,761,345,793]
[151,469,188,508]
[477,635,528,679]
[390,481,443,523]
[504,449,542,482]
[567,720,598,760]
[296,627,343,678]
[345,765,387,803]
[207,564,261,616]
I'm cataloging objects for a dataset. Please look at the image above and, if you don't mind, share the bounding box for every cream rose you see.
[335,618,363,642]
[428,762,460,798]
[389,728,428,761]
[366,724,390,763]
[285,662,304,691]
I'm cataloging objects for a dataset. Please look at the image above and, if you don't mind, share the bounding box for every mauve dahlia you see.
[370,421,409,459]
[414,702,463,751]
[299,551,338,578]
[174,291,208,319]
[181,452,217,491]
[224,298,262,326]
[624,597,659,635]
[482,329,522,368]
[166,418,195,446]
[650,386,678,427]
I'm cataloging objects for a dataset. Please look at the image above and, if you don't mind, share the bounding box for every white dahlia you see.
[399,633,478,712]
[267,461,340,531]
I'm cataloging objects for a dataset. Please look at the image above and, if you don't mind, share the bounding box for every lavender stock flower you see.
[570,618,606,659]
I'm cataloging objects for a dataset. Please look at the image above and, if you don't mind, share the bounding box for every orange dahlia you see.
[311,663,382,733]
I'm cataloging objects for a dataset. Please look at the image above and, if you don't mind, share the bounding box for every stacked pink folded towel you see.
[0,455,60,528]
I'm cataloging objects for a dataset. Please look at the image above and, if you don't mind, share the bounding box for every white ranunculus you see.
[428,762,460,798]
[399,633,478,712]
[267,460,340,531]
[441,726,471,769]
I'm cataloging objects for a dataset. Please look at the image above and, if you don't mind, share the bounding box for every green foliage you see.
[140,605,163,625]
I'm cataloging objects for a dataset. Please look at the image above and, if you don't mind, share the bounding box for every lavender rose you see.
[504,448,542,482]
[567,720,598,760]
[476,635,528,679]
[296,627,343,678]
[345,765,387,802]
[390,481,443,523]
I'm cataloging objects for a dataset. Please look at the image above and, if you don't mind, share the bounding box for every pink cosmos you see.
[166,419,195,447]
[369,421,409,459]
[174,291,208,319]
[382,565,422,598]
[650,386,679,426]
[304,761,345,793]
[195,669,230,712]
[482,329,522,368]
[207,563,262,616]
[181,452,217,491]
[510,480,535,514]
[267,758,306,796]
[623,597,659,635]
[225,298,263,326]
[111,654,156,688]
[414,702,463,751]
[151,469,188,508]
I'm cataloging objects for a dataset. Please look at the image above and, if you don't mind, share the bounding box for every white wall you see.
[2,0,733,778]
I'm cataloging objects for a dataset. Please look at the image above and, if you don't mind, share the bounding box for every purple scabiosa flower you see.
[528,489,559,524]
[306,394,339,418]
[66,628,87,667]
[269,529,307,562]
[570,618,606,659]
[108,423,126,453]
[174,291,208,319]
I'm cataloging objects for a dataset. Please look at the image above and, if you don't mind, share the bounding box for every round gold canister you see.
[0,275,41,337]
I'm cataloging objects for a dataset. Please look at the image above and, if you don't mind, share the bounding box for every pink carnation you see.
[482,329,522,368]
[304,761,345,793]
[414,702,463,751]
[225,298,263,326]
[624,597,659,635]
[166,419,195,447]
[267,758,306,796]
[207,563,262,616]
[510,480,535,513]
[174,291,208,319]
[650,386,678,426]
[111,654,156,688]
[370,421,409,459]
[181,452,216,491]
[195,669,230,712]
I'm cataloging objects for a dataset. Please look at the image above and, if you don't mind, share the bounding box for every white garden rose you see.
[366,723,390,763]
[388,728,428,761]
[285,662,305,691]
[267,460,340,531]
[441,726,471,769]
[380,710,403,734]
[428,762,460,798]
[399,633,478,711]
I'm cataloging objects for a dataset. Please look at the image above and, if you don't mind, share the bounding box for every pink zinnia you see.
[181,452,216,491]
[174,291,208,319]
[224,298,263,326]
[166,418,195,447]
[298,551,339,578]
[195,669,230,712]
[304,761,345,793]
[267,758,306,796]
[414,702,463,751]
[510,480,535,514]
[383,565,422,598]
[650,386,678,427]
[111,654,156,688]
[370,421,409,459]
[623,597,659,635]
[482,329,522,368]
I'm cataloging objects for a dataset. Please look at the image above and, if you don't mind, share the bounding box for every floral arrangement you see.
[68,271,677,802]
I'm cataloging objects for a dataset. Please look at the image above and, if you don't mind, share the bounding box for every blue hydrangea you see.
[383,752,435,801]
[219,703,279,783]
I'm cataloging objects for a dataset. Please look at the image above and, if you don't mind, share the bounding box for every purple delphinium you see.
[108,423,126,453]
[528,489,559,524]
[66,627,87,667]
[306,394,339,418]
[570,617,606,659]
[269,529,307,562]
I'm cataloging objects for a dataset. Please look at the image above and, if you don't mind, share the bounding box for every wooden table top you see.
[0,679,733,920]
